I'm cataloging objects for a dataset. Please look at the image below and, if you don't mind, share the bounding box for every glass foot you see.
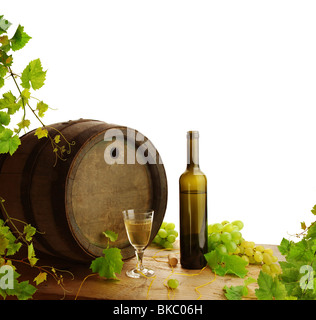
[126,267,155,278]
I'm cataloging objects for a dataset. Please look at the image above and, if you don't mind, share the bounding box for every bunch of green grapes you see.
[208,220,281,277]
[208,220,244,255]
[235,241,281,277]
[153,222,178,249]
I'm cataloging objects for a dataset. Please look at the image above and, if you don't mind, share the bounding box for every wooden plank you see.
[15,242,284,300]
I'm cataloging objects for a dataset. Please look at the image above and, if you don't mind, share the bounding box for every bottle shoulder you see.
[179,168,207,191]
[180,168,207,178]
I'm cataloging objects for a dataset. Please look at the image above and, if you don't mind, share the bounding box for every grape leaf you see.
[16,119,31,131]
[223,285,245,300]
[205,250,248,278]
[34,127,48,139]
[0,128,21,155]
[6,241,22,256]
[223,277,257,300]
[54,135,60,144]
[34,272,47,285]
[0,50,12,67]
[103,230,118,242]
[306,222,316,241]
[0,58,8,88]
[36,101,48,117]
[21,58,46,90]
[0,64,7,88]
[10,25,31,51]
[6,278,37,300]
[278,261,302,297]
[255,271,287,300]
[0,65,6,77]
[0,111,10,126]
[0,35,10,52]
[0,234,9,254]
[0,222,22,256]
[19,88,31,108]
[278,237,292,256]
[287,239,314,264]
[0,91,20,115]
[0,16,11,35]
[27,243,38,267]
[24,224,36,242]
[90,247,123,279]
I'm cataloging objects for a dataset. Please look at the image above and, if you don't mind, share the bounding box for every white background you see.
[2,0,316,245]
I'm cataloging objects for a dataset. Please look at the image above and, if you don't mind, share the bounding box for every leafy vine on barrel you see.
[0,15,74,299]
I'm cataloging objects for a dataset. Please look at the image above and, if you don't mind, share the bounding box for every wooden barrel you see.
[0,119,168,263]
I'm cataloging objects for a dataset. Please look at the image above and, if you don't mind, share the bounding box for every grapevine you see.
[0,15,74,165]
[0,15,74,300]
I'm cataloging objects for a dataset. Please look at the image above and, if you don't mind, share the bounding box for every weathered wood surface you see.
[16,243,284,300]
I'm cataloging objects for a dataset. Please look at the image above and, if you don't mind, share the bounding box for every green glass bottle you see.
[179,131,208,269]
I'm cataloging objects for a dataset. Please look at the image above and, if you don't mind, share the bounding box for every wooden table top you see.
[17,242,283,301]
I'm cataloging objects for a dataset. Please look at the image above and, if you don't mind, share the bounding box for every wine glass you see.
[122,209,155,278]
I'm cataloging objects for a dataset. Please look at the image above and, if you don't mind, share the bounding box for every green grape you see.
[241,241,254,249]
[262,264,271,274]
[241,255,249,265]
[254,251,263,262]
[232,220,244,230]
[167,234,176,243]
[163,240,173,249]
[208,237,218,251]
[262,252,273,265]
[220,232,232,243]
[167,279,179,289]
[153,235,162,244]
[216,244,227,255]
[234,246,240,254]
[238,245,245,254]
[155,221,179,249]
[264,248,274,256]
[161,222,168,229]
[233,239,241,245]
[247,241,255,249]
[208,224,213,233]
[167,229,178,237]
[221,220,230,225]
[231,230,242,241]
[245,247,254,257]
[248,256,256,264]
[271,255,278,263]
[255,245,265,252]
[270,263,281,274]
[165,223,175,230]
[158,229,168,238]
[222,223,234,233]
[212,223,223,233]
[240,241,248,248]
[225,241,237,253]
[210,232,221,242]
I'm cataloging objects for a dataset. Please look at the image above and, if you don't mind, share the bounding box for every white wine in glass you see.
[122,209,155,278]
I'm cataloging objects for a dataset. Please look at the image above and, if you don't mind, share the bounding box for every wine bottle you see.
[179,131,208,269]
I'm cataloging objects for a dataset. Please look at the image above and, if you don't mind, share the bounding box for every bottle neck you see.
[187,131,200,169]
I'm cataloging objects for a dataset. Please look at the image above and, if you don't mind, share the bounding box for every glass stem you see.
[136,249,144,271]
